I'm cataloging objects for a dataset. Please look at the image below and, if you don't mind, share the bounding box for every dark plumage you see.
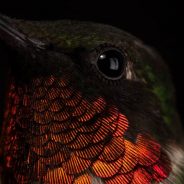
[0,14,183,184]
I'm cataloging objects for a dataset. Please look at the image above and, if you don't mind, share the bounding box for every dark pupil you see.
[97,50,124,78]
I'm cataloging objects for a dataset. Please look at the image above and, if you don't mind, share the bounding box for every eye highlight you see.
[96,48,126,80]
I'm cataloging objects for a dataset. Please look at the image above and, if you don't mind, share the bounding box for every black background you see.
[0,1,183,124]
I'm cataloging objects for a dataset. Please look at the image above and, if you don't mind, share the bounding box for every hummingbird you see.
[0,14,184,184]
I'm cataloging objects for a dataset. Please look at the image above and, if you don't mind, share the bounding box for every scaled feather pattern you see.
[0,74,171,184]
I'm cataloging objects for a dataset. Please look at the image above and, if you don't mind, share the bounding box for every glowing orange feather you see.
[1,75,171,183]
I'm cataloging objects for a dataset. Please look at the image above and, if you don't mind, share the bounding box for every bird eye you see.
[96,49,126,79]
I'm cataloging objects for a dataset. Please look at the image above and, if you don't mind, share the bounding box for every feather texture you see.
[0,75,172,183]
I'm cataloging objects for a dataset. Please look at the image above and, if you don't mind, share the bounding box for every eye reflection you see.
[97,49,125,79]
